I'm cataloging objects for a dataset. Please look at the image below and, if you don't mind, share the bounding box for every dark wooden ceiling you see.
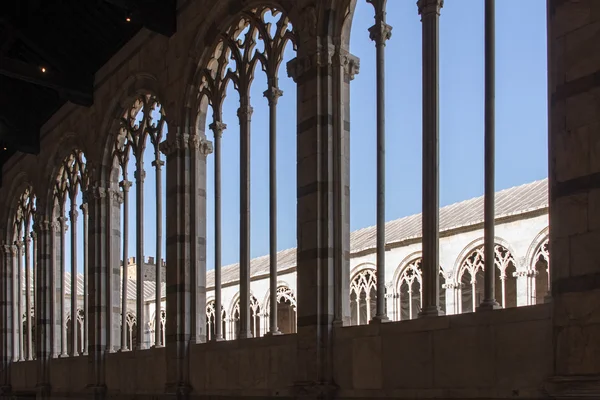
[0,0,176,186]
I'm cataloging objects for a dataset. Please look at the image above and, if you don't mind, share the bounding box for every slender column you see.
[478,0,500,311]
[24,235,32,360]
[418,0,444,318]
[69,205,79,356]
[57,216,68,356]
[80,202,89,355]
[135,166,146,350]
[15,240,24,361]
[209,121,226,341]
[238,102,253,339]
[152,157,164,348]
[356,298,361,325]
[264,83,283,336]
[30,230,37,359]
[119,180,131,351]
[368,0,392,323]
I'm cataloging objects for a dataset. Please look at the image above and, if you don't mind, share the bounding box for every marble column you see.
[119,179,131,351]
[1,244,17,392]
[69,205,79,356]
[265,83,283,336]
[209,120,226,342]
[35,218,53,397]
[80,202,89,355]
[238,102,253,339]
[418,0,444,318]
[152,156,164,348]
[24,235,32,360]
[478,0,500,311]
[368,0,392,323]
[134,165,145,350]
[15,240,24,361]
[58,215,68,356]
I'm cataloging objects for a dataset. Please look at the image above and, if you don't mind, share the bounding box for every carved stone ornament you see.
[287,45,336,83]
[417,0,444,16]
[334,50,361,81]
[208,121,227,138]
[160,134,190,156]
[368,21,392,46]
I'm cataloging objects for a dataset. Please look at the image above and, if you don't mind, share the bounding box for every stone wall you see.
[334,304,552,399]
[547,0,600,394]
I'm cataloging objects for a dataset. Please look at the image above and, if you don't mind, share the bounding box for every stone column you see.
[119,179,131,351]
[332,48,359,328]
[418,0,444,318]
[134,165,146,350]
[162,130,212,397]
[368,0,392,323]
[69,205,79,356]
[34,218,53,397]
[30,230,37,358]
[265,83,283,336]
[15,240,24,361]
[209,121,226,342]
[24,235,32,360]
[478,0,500,311]
[1,244,16,394]
[152,157,164,348]
[190,134,212,345]
[238,102,253,339]
[86,184,110,398]
[57,215,68,357]
[80,202,89,355]
[287,36,337,396]
[108,187,122,353]
[51,218,61,358]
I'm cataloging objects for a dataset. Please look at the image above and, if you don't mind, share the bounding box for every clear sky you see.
[61,0,548,275]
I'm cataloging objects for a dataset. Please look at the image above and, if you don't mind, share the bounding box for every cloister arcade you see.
[0,0,587,398]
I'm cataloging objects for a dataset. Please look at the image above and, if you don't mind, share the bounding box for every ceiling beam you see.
[102,0,176,37]
[0,57,93,106]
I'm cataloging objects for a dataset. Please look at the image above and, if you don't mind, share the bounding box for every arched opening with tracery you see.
[112,94,168,350]
[231,295,261,339]
[458,244,517,313]
[10,187,36,361]
[392,258,446,321]
[206,301,227,341]
[531,238,549,305]
[148,309,166,347]
[198,5,297,340]
[350,267,377,325]
[65,309,84,356]
[52,149,89,358]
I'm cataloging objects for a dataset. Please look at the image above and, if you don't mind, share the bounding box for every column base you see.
[370,315,391,324]
[152,344,164,349]
[211,335,225,342]
[117,348,130,353]
[265,330,282,336]
[476,300,501,311]
[332,319,345,328]
[418,306,444,318]
[544,294,553,304]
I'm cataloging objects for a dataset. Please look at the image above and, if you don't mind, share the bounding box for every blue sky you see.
[60,0,548,275]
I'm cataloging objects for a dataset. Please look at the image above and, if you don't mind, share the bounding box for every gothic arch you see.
[97,72,168,184]
[261,279,293,309]
[182,0,301,126]
[451,236,517,283]
[525,226,550,270]
[2,172,34,243]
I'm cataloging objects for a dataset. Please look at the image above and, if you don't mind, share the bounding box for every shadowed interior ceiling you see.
[0,0,176,186]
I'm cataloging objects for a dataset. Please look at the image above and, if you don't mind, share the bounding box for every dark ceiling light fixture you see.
[125,11,132,22]
[40,66,46,73]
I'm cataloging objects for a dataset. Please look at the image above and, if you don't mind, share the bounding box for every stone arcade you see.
[0,0,597,399]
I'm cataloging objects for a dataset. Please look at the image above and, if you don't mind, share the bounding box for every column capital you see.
[237,105,254,119]
[209,121,227,138]
[69,208,79,222]
[334,50,361,81]
[24,235,31,245]
[151,159,165,169]
[369,21,393,46]
[108,188,124,205]
[160,134,190,157]
[119,179,133,192]
[134,169,146,183]
[263,86,284,106]
[30,230,37,240]
[79,202,89,215]
[2,244,16,255]
[189,135,213,157]
[417,0,443,16]
[287,45,335,83]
